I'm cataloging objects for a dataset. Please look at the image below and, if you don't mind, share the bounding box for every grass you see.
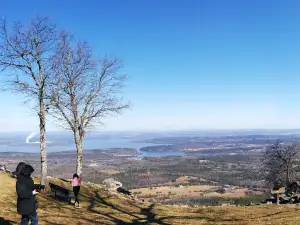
[131,185,215,196]
[1,171,300,224]
[131,185,264,201]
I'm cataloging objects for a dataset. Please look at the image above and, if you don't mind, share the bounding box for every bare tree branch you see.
[0,16,58,185]
[48,32,129,175]
[262,141,300,187]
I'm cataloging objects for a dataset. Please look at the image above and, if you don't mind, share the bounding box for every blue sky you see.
[0,0,300,131]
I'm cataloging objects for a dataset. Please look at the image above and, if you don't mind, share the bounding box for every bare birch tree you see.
[0,17,58,185]
[49,33,129,175]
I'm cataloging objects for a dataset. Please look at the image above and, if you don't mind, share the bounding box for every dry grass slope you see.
[1,171,300,225]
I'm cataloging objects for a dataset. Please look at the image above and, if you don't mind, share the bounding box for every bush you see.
[233,196,266,206]
[166,195,266,207]
[216,188,226,194]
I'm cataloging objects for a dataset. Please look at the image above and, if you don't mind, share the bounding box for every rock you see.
[286,181,300,197]
[0,165,7,171]
[102,178,122,191]
[221,203,231,207]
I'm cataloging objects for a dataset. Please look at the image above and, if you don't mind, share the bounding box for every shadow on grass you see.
[86,191,246,225]
[58,178,71,184]
[0,217,14,225]
[43,183,247,224]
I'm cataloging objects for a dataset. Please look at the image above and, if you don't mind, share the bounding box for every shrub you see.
[216,188,226,194]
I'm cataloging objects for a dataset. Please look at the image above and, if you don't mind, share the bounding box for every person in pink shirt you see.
[72,173,82,208]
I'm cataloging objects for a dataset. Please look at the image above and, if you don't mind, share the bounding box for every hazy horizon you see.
[2,128,300,135]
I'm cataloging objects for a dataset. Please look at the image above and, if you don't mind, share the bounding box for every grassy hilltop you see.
[1,172,300,225]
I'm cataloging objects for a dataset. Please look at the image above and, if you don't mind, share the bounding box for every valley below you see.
[2,131,300,206]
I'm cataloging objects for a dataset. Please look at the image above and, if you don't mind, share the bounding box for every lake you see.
[0,136,185,157]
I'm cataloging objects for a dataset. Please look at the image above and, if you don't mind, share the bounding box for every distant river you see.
[0,138,185,157]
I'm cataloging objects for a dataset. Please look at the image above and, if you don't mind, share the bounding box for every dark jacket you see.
[16,164,43,215]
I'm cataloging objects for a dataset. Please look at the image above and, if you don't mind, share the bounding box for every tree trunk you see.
[74,133,83,176]
[39,100,47,185]
[286,163,291,185]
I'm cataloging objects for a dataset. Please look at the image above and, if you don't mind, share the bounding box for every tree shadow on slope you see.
[41,185,283,225]
[86,191,247,225]
[0,217,15,225]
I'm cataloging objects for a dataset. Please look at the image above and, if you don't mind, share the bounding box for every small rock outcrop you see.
[0,165,7,172]
[102,178,122,192]
[286,181,300,196]
[262,181,300,205]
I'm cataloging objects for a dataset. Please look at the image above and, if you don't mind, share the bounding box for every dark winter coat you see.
[16,164,44,215]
